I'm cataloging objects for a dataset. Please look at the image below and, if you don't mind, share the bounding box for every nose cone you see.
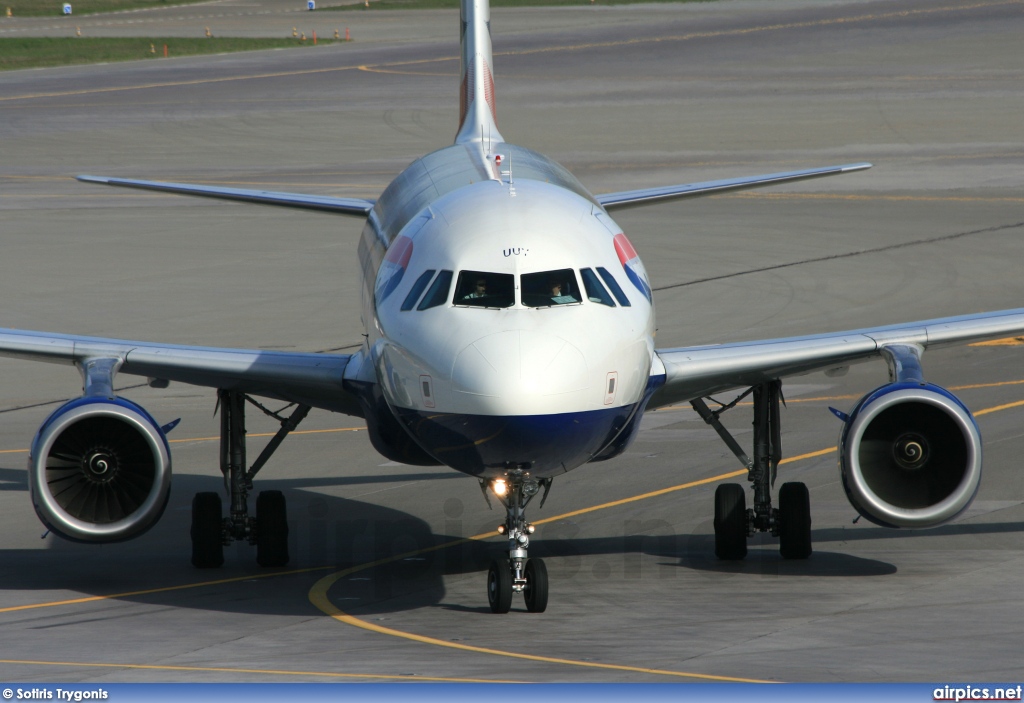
[451,330,588,414]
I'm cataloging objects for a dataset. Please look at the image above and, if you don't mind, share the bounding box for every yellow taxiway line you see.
[3,391,1023,681]
[305,446,839,683]
[0,659,517,683]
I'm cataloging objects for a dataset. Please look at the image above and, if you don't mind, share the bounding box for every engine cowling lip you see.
[29,397,172,543]
[840,383,981,528]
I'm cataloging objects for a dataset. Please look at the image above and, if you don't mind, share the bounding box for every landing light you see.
[492,478,509,497]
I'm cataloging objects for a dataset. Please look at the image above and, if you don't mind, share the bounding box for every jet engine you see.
[29,397,172,543]
[839,382,981,528]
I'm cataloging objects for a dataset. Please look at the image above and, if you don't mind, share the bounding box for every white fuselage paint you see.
[349,140,659,477]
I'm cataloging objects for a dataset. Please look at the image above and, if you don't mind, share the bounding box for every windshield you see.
[454,271,515,308]
[418,270,453,310]
[580,268,615,307]
[521,269,580,307]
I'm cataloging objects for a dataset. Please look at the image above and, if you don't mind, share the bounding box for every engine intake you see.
[839,382,981,528]
[29,397,172,543]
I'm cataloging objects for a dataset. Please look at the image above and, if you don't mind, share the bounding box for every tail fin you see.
[455,0,504,145]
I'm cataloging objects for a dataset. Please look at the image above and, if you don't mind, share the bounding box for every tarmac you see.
[0,0,1023,683]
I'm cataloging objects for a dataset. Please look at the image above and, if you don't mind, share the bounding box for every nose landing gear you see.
[481,472,552,613]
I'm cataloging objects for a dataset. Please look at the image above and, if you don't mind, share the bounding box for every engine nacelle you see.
[29,397,172,543]
[839,382,981,528]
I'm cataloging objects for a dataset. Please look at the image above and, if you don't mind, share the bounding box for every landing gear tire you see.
[714,483,748,560]
[256,490,290,567]
[778,481,812,559]
[487,558,513,614]
[523,558,549,613]
[191,492,224,568]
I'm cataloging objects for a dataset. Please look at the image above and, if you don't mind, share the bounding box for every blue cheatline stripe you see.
[394,404,639,477]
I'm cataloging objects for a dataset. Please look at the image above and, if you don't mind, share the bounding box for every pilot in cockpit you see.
[549,279,577,305]
[462,278,488,300]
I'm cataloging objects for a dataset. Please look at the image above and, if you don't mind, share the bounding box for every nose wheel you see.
[487,558,513,613]
[482,472,552,613]
[523,557,549,612]
[487,557,548,613]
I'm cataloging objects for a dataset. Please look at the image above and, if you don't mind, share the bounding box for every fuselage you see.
[351,140,661,478]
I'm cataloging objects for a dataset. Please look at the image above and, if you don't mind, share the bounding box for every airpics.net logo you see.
[935,685,1024,701]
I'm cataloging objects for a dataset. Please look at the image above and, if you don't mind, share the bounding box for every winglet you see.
[455,0,503,145]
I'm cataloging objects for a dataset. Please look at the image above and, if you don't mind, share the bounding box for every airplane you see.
[2,0,1023,616]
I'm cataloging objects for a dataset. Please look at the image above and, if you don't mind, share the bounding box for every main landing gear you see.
[481,471,553,613]
[190,389,310,569]
[692,380,812,561]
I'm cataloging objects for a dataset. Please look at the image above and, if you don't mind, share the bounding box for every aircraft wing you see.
[596,163,871,212]
[77,175,375,217]
[0,328,362,416]
[650,307,1024,408]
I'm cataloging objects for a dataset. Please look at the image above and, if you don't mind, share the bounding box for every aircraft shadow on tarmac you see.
[0,466,26,491]
[1,469,1023,616]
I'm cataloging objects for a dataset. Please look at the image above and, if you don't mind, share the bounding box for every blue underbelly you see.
[393,405,638,478]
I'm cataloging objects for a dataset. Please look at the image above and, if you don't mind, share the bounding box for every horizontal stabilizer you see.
[596,163,871,211]
[77,175,375,217]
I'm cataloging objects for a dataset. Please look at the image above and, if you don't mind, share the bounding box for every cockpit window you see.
[580,268,615,307]
[521,269,580,307]
[418,269,453,310]
[401,270,436,311]
[597,267,631,307]
[454,271,515,308]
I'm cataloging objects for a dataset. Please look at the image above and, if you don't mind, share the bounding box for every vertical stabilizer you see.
[455,0,504,145]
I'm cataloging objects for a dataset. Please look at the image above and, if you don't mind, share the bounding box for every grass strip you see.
[2,0,208,17]
[323,0,710,9]
[1,0,712,17]
[0,36,340,71]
